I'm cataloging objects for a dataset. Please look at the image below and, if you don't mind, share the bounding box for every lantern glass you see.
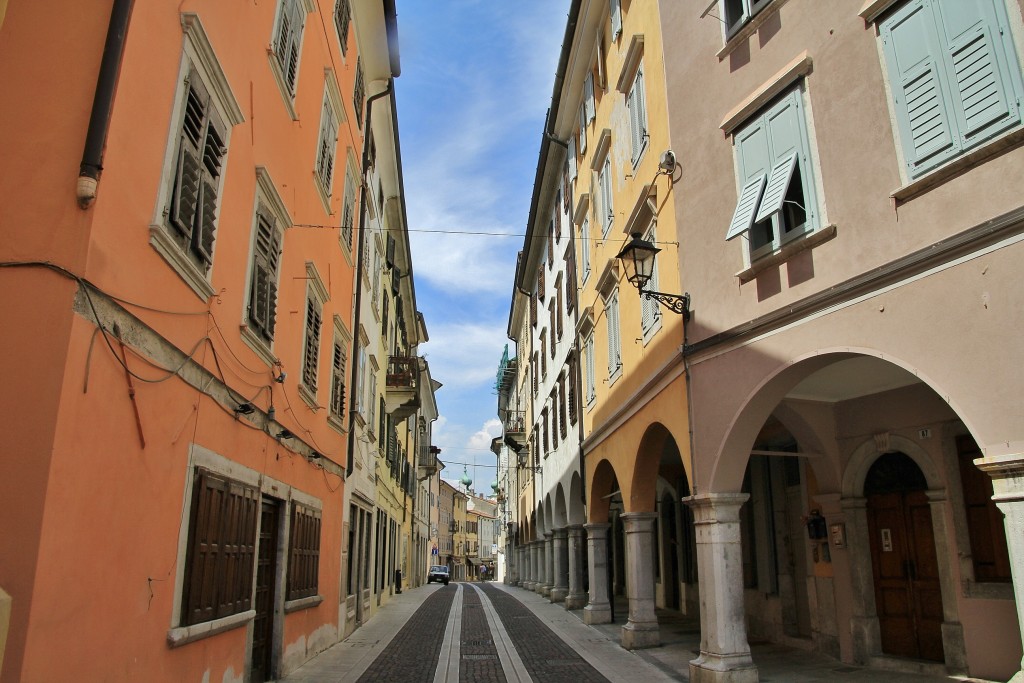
[616,233,661,290]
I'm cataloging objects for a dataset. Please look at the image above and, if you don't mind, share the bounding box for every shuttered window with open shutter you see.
[302,295,322,392]
[605,288,621,377]
[881,0,1023,179]
[316,94,338,196]
[330,337,347,420]
[334,0,351,55]
[275,0,305,97]
[610,0,622,40]
[182,469,259,626]
[248,206,282,342]
[584,333,596,405]
[628,66,648,166]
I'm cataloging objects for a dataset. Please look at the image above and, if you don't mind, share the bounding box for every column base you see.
[539,583,552,597]
[689,654,758,683]
[564,593,587,610]
[550,587,568,603]
[621,621,660,649]
[583,603,612,625]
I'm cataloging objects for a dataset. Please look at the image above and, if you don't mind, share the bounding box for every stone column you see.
[584,523,612,624]
[621,512,659,649]
[540,532,554,596]
[525,542,536,590]
[977,454,1024,683]
[840,496,881,663]
[551,527,569,602]
[566,524,587,609]
[686,493,758,683]
[926,490,967,674]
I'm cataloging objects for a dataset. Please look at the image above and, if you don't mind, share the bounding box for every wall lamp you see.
[234,402,256,415]
[277,428,293,440]
[616,233,691,321]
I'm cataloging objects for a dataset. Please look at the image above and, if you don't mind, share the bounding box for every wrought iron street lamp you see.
[616,232,691,321]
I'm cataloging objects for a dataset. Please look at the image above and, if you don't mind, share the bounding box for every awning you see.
[467,557,480,566]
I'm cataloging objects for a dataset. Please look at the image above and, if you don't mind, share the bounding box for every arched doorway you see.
[864,452,943,662]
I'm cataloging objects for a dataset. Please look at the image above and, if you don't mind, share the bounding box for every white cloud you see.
[468,418,503,451]
[420,320,510,389]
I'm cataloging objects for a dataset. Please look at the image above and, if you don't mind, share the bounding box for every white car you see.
[427,565,450,585]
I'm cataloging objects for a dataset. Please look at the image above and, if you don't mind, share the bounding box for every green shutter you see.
[882,0,959,175]
[755,153,797,223]
[934,0,1022,147]
[726,175,766,240]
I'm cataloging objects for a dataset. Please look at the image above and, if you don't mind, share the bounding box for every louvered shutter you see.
[601,158,614,235]
[630,68,647,164]
[606,291,620,375]
[578,108,588,153]
[194,103,226,265]
[341,176,356,247]
[610,0,622,40]
[385,233,396,269]
[249,208,279,340]
[330,340,346,418]
[580,218,591,278]
[935,0,1022,147]
[317,98,337,193]
[278,0,304,96]
[568,135,578,181]
[585,335,596,403]
[584,72,595,123]
[537,265,545,300]
[641,231,660,331]
[567,356,578,424]
[754,153,797,223]
[303,297,321,391]
[170,70,209,239]
[881,0,959,176]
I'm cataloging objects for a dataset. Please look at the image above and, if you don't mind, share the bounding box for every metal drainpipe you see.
[346,79,394,477]
[78,0,134,208]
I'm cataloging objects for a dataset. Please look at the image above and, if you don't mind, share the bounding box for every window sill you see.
[961,579,1014,601]
[167,609,255,648]
[327,413,346,435]
[149,225,216,302]
[298,383,320,410]
[891,127,1024,204]
[735,223,836,283]
[608,366,622,387]
[239,325,278,368]
[284,594,323,614]
[717,0,794,61]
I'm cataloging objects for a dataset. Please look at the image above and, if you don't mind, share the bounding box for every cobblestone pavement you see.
[460,584,508,683]
[354,584,455,683]
[480,583,610,683]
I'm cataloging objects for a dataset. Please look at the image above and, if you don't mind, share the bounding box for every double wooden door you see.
[251,499,279,682]
[866,488,944,662]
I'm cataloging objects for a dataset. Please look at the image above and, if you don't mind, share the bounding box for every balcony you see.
[385,355,421,420]
[503,409,527,451]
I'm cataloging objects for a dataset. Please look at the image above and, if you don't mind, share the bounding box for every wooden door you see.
[251,499,279,682]
[867,489,944,661]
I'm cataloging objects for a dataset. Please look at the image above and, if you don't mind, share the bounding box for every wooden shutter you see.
[726,175,766,241]
[182,469,258,626]
[277,0,304,95]
[936,0,1022,147]
[195,103,226,265]
[385,233,396,269]
[353,58,365,128]
[558,374,567,440]
[584,72,596,123]
[956,435,1011,581]
[881,0,959,176]
[330,339,346,418]
[568,135,578,181]
[600,159,614,235]
[249,208,280,340]
[755,153,798,223]
[580,218,590,278]
[287,503,322,600]
[556,286,564,339]
[585,335,595,403]
[335,0,351,55]
[341,175,356,247]
[578,107,588,153]
[567,355,578,424]
[170,70,207,239]
[302,296,322,391]
[551,388,559,449]
[537,265,545,300]
[317,98,337,193]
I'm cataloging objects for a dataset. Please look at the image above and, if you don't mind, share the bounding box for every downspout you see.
[346,79,394,477]
[78,0,134,208]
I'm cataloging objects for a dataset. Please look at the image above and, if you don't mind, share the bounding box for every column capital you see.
[553,527,569,540]
[621,511,657,534]
[684,492,750,523]
[585,522,611,536]
[975,453,1024,503]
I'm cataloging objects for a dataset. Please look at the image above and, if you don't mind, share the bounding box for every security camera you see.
[659,149,677,174]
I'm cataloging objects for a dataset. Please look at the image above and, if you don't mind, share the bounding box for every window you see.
[558,374,567,440]
[300,265,328,401]
[725,88,818,261]
[627,65,648,166]
[367,371,377,435]
[329,330,347,422]
[287,503,321,600]
[584,333,596,405]
[567,355,579,424]
[247,204,282,344]
[599,157,614,236]
[578,108,588,153]
[273,0,306,99]
[610,0,622,40]
[334,0,351,56]
[540,331,547,377]
[641,226,661,335]
[530,288,538,327]
[584,72,596,124]
[880,0,1024,179]
[556,280,564,339]
[353,57,366,129]
[549,304,556,355]
[166,67,227,276]
[580,218,591,281]
[551,392,558,450]
[723,0,773,38]
[532,353,539,394]
[340,169,356,250]
[315,87,339,200]
[181,468,258,626]
[604,288,621,379]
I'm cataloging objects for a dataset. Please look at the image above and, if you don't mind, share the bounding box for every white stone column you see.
[551,527,569,602]
[527,542,537,590]
[584,523,612,624]
[977,454,1024,683]
[686,493,758,683]
[540,532,554,596]
[566,524,587,609]
[621,512,660,649]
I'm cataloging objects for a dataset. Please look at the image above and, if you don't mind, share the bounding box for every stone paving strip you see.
[480,583,612,683]
[355,584,456,683]
[460,585,508,683]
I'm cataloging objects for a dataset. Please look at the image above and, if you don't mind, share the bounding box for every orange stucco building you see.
[0,0,397,680]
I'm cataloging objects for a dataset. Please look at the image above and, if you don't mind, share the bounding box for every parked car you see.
[427,565,450,585]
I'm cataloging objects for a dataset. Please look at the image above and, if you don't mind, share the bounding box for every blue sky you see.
[394,1,570,490]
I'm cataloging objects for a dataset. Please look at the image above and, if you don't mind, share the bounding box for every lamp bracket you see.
[640,288,691,321]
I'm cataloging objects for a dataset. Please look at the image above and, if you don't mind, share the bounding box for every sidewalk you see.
[282,582,998,683]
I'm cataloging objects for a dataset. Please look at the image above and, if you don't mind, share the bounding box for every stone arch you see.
[843,433,944,497]
[554,484,568,528]
[568,471,586,525]
[589,458,620,523]
[628,423,680,514]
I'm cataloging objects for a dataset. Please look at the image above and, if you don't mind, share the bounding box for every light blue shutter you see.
[601,157,614,235]
[610,0,622,40]
[629,68,647,164]
[578,108,587,153]
[606,289,620,375]
[933,0,1022,147]
[585,73,596,123]
[585,335,596,403]
[726,175,765,240]
[580,218,590,279]
[568,135,578,181]
[881,0,959,176]
[755,153,797,223]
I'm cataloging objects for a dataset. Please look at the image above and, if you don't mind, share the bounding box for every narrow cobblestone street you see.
[281,583,997,683]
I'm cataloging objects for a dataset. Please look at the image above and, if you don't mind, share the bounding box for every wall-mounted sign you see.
[881,528,893,552]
